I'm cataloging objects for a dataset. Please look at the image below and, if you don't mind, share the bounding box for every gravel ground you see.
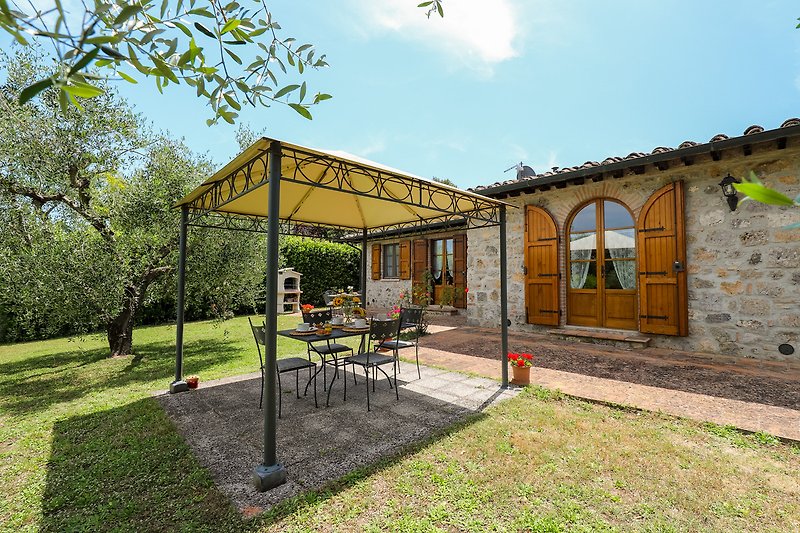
[416,314,800,410]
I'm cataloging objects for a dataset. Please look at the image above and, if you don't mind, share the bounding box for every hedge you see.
[280,237,361,306]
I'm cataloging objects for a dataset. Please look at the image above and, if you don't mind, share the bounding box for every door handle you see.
[673,260,685,273]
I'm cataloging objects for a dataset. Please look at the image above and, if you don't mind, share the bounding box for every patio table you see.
[277,326,371,406]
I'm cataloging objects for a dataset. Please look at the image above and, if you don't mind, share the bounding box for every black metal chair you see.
[348,318,400,411]
[302,308,356,391]
[380,306,424,379]
[248,317,317,418]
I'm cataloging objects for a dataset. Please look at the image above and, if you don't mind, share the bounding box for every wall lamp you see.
[719,174,740,212]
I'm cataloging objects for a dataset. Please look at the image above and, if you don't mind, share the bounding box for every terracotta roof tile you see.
[472,118,800,192]
[624,152,646,160]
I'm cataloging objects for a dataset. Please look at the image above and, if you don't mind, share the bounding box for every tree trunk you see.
[104,267,170,357]
[107,305,135,357]
[106,283,140,357]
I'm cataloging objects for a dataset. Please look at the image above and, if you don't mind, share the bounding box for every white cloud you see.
[349,0,521,74]
[544,150,558,171]
[341,135,387,158]
[508,142,529,162]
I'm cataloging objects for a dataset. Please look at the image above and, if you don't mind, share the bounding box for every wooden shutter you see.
[525,206,560,325]
[412,239,428,304]
[636,181,688,336]
[371,243,381,280]
[453,234,467,308]
[399,240,411,280]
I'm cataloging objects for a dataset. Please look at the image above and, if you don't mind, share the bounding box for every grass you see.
[1,316,798,532]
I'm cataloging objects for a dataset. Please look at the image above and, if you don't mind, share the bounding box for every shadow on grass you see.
[40,397,243,532]
[0,338,243,416]
[40,374,495,531]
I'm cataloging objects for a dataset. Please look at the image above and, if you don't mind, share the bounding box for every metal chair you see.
[248,317,317,418]
[348,318,400,411]
[380,306,424,379]
[322,290,337,306]
[302,307,356,392]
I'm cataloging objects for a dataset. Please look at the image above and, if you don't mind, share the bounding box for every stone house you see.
[366,119,800,360]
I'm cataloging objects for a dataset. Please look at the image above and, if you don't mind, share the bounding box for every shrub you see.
[280,237,360,306]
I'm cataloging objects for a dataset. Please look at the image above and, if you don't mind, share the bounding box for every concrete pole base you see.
[169,380,189,394]
[253,463,287,492]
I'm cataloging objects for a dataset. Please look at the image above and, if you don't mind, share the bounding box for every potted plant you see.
[508,353,534,385]
[186,375,200,389]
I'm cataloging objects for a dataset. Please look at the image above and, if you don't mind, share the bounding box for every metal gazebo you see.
[172,138,512,491]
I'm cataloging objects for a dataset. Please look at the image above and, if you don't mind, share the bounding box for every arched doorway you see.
[566,199,637,329]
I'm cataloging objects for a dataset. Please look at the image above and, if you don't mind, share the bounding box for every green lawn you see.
[1,316,798,532]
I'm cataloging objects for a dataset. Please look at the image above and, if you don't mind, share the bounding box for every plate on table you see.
[342,325,370,333]
[291,329,317,336]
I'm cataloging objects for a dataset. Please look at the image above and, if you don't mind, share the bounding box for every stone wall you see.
[364,240,411,309]
[466,143,800,361]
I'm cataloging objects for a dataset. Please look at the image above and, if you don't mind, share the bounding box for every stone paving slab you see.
[413,347,800,442]
[156,361,517,513]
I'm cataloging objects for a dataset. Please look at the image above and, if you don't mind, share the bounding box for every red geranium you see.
[508,352,534,368]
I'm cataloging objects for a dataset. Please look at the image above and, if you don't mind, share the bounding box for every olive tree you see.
[0,48,264,354]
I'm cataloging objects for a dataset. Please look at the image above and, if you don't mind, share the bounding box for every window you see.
[382,243,399,278]
[430,238,454,286]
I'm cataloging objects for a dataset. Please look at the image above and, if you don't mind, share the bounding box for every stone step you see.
[546,327,652,350]
[425,305,460,316]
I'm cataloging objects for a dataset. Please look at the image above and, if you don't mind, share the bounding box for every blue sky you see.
[79,1,800,188]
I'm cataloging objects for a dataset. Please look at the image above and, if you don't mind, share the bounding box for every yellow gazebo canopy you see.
[174,137,506,233]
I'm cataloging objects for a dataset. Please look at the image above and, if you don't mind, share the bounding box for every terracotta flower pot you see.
[511,365,530,386]
[186,376,199,389]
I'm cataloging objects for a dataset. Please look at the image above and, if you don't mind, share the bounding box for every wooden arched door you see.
[566,199,637,329]
[524,206,560,325]
[636,181,688,336]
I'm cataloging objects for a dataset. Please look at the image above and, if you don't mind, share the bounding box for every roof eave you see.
[477,124,800,197]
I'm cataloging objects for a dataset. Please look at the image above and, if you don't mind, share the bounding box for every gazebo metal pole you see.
[500,205,509,388]
[170,205,189,394]
[361,228,368,306]
[253,141,288,491]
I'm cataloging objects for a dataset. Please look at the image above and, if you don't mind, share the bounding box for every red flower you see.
[464,287,469,293]
[522,353,532,360]
[517,359,525,367]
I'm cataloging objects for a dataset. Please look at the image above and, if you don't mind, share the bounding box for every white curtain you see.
[570,249,592,288]
[609,249,636,289]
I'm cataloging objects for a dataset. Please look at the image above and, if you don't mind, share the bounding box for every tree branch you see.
[3,181,115,242]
